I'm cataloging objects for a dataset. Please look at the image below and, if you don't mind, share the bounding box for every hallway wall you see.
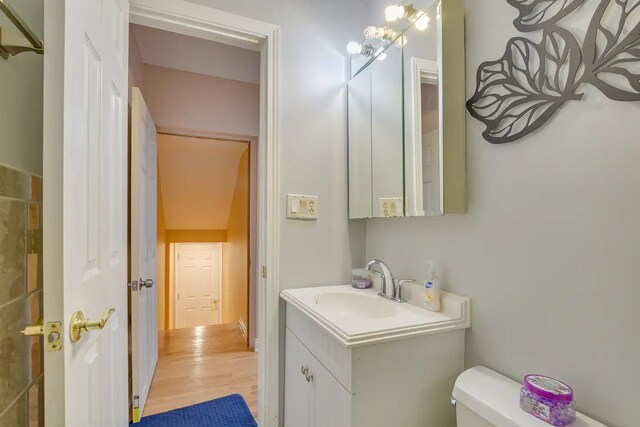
[222,150,249,332]
[143,64,259,137]
[157,173,167,331]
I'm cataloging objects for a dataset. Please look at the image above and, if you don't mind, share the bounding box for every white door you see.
[175,243,222,329]
[130,88,159,422]
[43,0,130,426]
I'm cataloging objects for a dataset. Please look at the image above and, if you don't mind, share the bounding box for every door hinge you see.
[129,280,139,291]
[20,320,63,352]
[261,265,267,279]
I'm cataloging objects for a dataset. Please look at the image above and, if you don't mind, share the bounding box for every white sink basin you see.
[314,292,398,319]
[281,285,471,347]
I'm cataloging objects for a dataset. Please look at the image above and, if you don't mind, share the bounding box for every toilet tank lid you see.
[452,366,608,427]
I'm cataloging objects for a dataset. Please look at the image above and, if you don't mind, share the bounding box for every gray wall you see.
[0,0,43,176]
[186,0,369,290]
[365,1,640,426]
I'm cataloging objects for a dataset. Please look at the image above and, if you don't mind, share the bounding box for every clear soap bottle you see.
[423,261,441,312]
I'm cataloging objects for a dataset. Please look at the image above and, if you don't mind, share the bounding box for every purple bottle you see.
[520,374,576,426]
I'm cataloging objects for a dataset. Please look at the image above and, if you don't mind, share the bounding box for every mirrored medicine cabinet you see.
[348,0,466,219]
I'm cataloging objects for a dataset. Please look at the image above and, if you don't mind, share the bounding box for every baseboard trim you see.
[239,318,248,340]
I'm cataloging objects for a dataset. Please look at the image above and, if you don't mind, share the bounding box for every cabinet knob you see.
[301,365,309,375]
[305,372,314,383]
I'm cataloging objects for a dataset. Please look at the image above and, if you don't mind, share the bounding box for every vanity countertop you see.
[280,285,471,347]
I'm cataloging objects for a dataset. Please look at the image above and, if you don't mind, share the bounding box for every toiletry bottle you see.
[424,261,441,312]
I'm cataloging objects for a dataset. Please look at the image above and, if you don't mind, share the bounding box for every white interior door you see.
[175,243,222,329]
[130,87,158,422]
[43,0,130,425]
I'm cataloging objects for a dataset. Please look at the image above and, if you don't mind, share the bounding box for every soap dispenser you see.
[423,261,441,312]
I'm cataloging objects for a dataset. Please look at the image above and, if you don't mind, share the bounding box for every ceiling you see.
[157,134,248,230]
[131,24,260,84]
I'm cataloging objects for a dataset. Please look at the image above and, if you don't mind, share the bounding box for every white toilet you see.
[452,366,607,427]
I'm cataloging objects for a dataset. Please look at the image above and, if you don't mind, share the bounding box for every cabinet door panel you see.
[311,357,352,427]
[285,329,311,427]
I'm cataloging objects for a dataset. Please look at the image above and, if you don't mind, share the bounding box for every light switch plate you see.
[287,194,318,220]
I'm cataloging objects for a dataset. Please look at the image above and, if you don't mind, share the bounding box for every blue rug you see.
[132,394,257,427]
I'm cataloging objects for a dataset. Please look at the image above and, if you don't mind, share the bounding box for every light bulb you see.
[364,26,398,43]
[346,41,362,55]
[364,26,385,40]
[385,5,405,22]
[347,41,374,57]
[395,34,407,48]
[414,14,430,31]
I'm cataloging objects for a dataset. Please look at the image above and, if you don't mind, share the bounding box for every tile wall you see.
[0,165,43,427]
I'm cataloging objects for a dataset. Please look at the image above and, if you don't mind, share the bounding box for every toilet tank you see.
[452,366,608,427]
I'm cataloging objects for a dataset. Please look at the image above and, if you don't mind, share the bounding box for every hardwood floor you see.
[143,322,258,419]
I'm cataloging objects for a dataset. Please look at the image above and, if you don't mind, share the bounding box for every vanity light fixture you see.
[384,4,417,22]
[363,26,395,42]
[413,13,430,31]
[364,26,406,48]
[346,41,374,57]
[385,3,429,31]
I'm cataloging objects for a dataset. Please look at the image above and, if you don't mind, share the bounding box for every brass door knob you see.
[70,308,115,342]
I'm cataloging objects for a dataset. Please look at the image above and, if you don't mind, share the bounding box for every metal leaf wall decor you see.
[467,0,640,144]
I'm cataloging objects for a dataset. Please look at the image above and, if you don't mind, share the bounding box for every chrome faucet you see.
[364,260,417,303]
[364,259,395,299]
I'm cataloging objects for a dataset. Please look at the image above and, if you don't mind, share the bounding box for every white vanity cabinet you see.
[284,328,351,427]
[282,286,472,427]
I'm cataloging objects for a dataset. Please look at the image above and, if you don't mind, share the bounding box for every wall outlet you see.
[287,194,318,220]
[378,197,403,217]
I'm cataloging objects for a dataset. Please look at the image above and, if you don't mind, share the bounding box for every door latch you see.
[21,320,63,352]
[129,278,153,291]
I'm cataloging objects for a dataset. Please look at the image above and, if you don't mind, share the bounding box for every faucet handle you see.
[393,279,419,303]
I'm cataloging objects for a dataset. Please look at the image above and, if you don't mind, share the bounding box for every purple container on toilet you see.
[520,374,576,426]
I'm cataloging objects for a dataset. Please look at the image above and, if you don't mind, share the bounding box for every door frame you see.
[409,57,442,217]
[130,1,281,425]
[174,242,223,327]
